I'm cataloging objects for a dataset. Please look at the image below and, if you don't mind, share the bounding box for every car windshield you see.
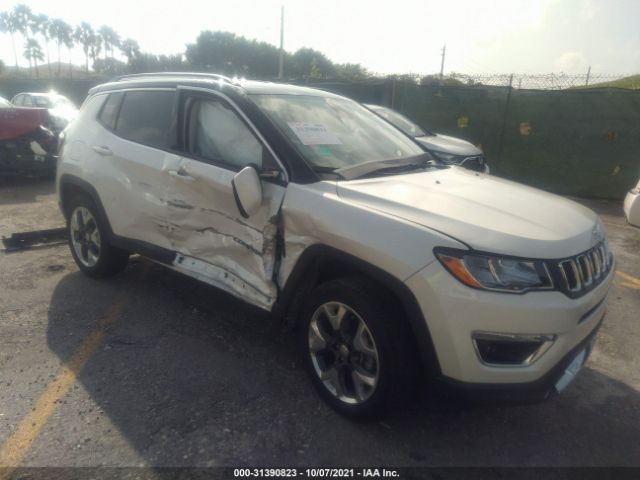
[251,94,426,171]
[368,105,427,137]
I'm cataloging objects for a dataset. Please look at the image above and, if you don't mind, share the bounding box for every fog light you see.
[473,332,555,366]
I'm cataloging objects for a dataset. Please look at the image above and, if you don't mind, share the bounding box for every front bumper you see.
[434,316,602,404]
[405,258,613,392]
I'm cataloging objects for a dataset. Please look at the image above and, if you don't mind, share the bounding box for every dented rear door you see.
[159,89,286,310]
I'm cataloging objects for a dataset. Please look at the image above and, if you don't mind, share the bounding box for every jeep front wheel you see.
[299,277,416,418]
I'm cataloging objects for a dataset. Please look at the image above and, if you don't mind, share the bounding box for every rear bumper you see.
[433,315,602,404]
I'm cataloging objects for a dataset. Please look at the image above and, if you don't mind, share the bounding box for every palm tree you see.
[0,11,20,70]
[98,25,120,61]
[120,38,140,64]
[74,22,94,74]
[26,9,42,40]
[64,32,74,78]
[48,18,72,76]
[23,38,44,78]
[88,32,102,69]
[32,13,53,77]
[12,4,32,74]
[12,4,32,37]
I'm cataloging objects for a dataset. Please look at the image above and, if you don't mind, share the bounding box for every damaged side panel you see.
[159,158,285,309]
[277,181,464,291]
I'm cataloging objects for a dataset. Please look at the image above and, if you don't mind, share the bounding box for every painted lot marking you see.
[0,265,145,478]
[616,270,640,290]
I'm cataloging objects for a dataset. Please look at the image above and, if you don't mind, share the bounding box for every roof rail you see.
[115,72,236,83]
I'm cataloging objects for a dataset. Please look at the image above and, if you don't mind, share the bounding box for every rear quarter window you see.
[97,92,124,130]
[115,90,175,149]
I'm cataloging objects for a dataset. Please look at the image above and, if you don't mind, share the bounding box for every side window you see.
[22,95,33,107]
[97,92,123,130]
[186,97,263,170]
[34,96,50,107]
[12,95,23,106]
[115,90,175,149]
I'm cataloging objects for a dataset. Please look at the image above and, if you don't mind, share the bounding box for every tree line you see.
[0,4,372,81]
[0,4,138,78]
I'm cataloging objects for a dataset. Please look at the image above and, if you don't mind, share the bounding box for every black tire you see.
[66,193,129,278]
[298,276,418,419]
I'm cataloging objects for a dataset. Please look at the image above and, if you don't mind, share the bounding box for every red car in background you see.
[0,96,58,174]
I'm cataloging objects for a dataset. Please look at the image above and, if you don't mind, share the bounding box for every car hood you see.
[416,134,482,156]
[336,167,600,259]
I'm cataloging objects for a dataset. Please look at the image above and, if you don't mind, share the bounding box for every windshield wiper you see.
[336,154,438,180]
[311,165,346,179]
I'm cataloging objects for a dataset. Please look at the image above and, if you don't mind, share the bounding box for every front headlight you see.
[429,150,463,165]
[434,248,554,293]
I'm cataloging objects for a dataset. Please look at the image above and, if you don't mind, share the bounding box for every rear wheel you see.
[299,277,417,418]
[67,194,129,277]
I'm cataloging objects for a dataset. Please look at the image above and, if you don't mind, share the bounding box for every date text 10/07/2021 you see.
[233,468,400,478]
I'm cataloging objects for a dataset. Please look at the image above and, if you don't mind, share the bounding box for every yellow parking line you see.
[616,270,640,286]
[621,281,640,290]
[0,265,146,477]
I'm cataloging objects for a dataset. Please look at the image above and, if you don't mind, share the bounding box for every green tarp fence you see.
[309,80,640,200]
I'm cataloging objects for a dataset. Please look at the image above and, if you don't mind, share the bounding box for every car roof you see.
[89,72,344,99]
[15,92,56,97]
[13,92,69,100]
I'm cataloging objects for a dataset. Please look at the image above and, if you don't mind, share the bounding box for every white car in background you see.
[624,178,640,227]
[365,104,489,173]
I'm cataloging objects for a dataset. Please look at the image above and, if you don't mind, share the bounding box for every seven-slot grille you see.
[557,242,612,297]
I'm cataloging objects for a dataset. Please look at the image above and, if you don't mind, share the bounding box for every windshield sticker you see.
[287,122,342,145]
[316,145,333,157]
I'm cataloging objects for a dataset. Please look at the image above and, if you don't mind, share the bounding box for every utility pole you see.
[278,5,284,79]
[439,44,446,85]
[585,65,591,86]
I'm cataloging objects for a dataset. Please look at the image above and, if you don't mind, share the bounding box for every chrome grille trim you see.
[577,254,593,287]
[459,155,486,172]
[557,242,612,297]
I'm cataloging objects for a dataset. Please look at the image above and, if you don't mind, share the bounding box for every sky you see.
[1,0,639,76]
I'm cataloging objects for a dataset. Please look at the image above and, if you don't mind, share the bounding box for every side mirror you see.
[231,165,263,218]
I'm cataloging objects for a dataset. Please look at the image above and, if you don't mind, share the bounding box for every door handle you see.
[92,145,112,156]
[167,169,196,182]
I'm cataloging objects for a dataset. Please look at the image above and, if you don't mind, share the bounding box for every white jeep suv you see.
[57,73,614,418]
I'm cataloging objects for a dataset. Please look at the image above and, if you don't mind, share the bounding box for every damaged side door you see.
[159,88,286,310]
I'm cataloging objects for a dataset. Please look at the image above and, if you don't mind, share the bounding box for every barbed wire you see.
[442,73,630,90]
[356,72,634,90]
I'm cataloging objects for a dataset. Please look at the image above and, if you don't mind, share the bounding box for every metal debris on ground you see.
[1,228,67,252]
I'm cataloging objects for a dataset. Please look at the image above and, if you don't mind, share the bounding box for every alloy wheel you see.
[308,301,380,404]
[70,206,101,267]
